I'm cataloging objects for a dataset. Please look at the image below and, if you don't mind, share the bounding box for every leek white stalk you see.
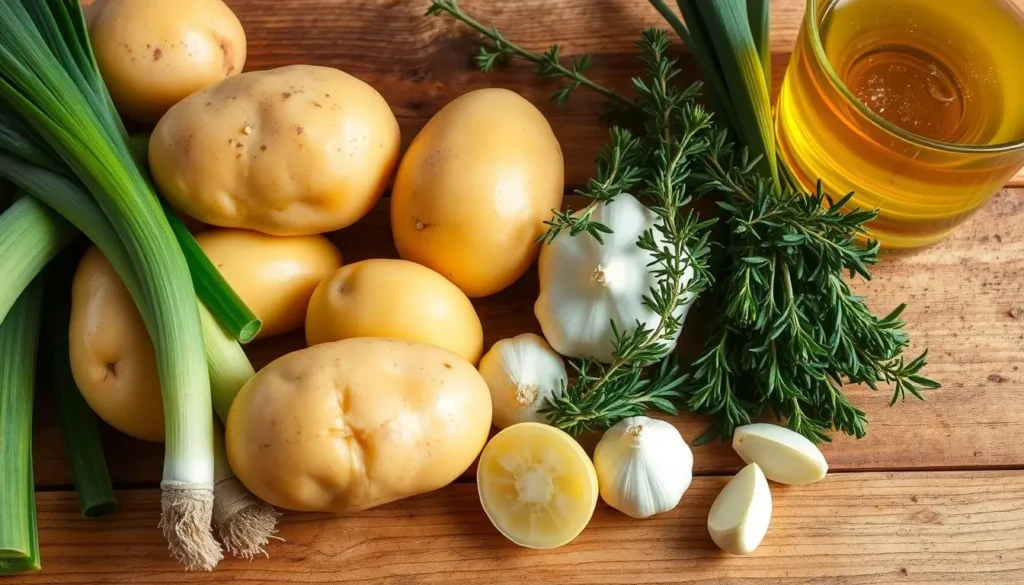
[212,423,278,559]
[203,308,279,558]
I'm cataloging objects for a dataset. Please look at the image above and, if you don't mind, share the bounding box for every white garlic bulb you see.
[477,333,567,429]
[535,194,696,363]
[592,416,693,519]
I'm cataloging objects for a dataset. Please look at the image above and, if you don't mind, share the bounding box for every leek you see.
[202,303,278,558]
[45,246,117,518]
[0,155,278,558]
[0,277,45,575]
[0,195,75,324]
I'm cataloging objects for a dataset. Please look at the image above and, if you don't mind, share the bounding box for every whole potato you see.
[86,0,246,123]
[70,246,163,441]
[69,230,341,440]
[196,229,342,339]
[149,65,401,236]
[305,259,483,364]
[226,338,493,512]
[391,88,564,297]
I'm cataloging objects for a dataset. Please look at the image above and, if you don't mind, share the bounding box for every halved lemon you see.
[476,422,599,549]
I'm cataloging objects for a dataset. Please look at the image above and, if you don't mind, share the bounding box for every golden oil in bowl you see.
[776,0,1024,248]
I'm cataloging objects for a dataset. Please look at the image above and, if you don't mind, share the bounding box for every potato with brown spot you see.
[149,65,401,236]
[86,0,246,123]
[225,338,493,512]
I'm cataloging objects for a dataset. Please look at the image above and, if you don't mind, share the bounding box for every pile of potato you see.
[78,0,564,513]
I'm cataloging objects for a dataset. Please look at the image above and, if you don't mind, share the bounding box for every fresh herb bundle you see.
[428,0,938,443]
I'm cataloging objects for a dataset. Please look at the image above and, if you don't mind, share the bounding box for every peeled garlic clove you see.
[477,333,567,429]
[732,423,828,485]
[707,463,772,555]
[593,416,693,519]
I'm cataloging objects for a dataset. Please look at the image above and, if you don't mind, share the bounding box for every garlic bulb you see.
[732,423,828,485]
[535,194,695,363]
[592,416,693,519]
[707,462,772,555]
[477,333,567,429]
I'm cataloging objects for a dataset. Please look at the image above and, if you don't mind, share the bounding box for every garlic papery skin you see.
[535,194,695,363]
[707,462,772,555]
[732,423,828,485]
[477,333,567,429]
[592,416,693,519]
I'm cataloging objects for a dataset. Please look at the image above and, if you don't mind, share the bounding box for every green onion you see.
[0,195,75,324]
[44,246,117,518]
[1,1,218,568]
[0,276,45,575]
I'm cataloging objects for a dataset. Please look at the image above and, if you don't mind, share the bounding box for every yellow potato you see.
[226,338,493,512]
[305,259,483,364]
[149,65,401,236]
[391,88,564,297]
[196,229,342,339]
[69,230,341,440]
[86,0,246,123]
[69,246,163,442]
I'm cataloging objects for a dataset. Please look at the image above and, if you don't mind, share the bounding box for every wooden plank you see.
[32,190,1024,487]
[224,0,1024,188]
[11,471,1024,583]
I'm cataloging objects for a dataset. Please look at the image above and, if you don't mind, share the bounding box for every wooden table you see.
[17,1,1024,583]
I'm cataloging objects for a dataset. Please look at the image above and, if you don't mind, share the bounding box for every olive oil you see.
[776,0,1024,248]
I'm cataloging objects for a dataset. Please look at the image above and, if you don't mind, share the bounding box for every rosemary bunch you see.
[428,0,938,442]
[540,31,716,436]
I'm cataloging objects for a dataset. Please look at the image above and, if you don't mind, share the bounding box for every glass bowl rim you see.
[804,0,1024,154]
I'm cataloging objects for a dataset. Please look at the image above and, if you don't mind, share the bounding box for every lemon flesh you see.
[477,422,598,549]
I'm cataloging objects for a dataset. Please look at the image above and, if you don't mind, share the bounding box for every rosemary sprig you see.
[429,1,938,443]
[428,0,630,107]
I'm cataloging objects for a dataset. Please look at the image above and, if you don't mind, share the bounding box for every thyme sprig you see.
[428,0,938,443]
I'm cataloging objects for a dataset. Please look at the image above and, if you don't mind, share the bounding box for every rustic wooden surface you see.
[19,0,1024,582]
[18,473,1024,584]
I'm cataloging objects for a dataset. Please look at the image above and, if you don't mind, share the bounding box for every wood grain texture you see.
[11,471,1024,584]
[223,0,1024,188]
[32,190,1024,488]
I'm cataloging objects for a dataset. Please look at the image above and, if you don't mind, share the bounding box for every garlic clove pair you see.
[477,333,567,429]
[732,423,828,485]
[593,416,693,519]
